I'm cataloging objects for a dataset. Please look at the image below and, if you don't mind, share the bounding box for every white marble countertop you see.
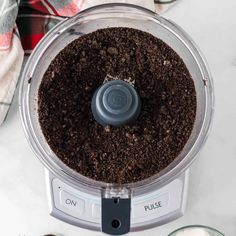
[1,0,236,235]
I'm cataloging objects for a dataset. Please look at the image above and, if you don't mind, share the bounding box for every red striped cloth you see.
[0,0,84,52]
[17,0,84,53]
[20,0,83,16]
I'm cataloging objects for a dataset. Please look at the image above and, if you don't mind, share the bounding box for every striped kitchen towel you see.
[0,0,177,126]
[0,0,24,125]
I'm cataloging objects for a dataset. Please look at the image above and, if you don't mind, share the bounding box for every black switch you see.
[102,197,131,235]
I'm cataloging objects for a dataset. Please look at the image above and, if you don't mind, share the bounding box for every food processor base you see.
[45,169,189,232]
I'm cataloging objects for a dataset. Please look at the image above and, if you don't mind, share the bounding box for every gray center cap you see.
[92,80,141,127]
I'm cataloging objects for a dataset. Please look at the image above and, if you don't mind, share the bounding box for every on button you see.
[60,190,85,213]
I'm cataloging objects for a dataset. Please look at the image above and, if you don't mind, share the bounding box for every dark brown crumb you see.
[38,27,196,184]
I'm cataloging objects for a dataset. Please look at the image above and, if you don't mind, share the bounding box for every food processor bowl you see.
[19,3,214,234]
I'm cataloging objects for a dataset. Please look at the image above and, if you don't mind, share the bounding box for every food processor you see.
[19,4,214,235]
[169,225,224,236]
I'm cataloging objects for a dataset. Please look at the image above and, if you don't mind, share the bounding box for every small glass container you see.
[169,225,224,236]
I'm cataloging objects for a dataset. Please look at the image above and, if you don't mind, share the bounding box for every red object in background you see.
[20,33,45,52]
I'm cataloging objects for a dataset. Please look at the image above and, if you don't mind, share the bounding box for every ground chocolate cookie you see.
[38,27,196,184]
